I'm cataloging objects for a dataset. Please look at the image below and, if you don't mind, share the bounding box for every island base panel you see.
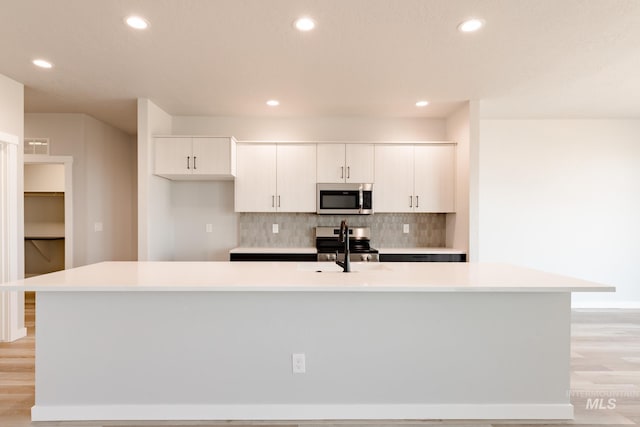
[33,291,572,421]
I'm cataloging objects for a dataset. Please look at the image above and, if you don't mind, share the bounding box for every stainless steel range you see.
[315,226,379,262]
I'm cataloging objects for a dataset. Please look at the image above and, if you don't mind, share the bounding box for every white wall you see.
[445,103,470,252]
[172,116,447,141]
[24,164,65,192]
[137,99,173,261]
[171,181,238,261]
[24,113,137,266]
[84,116,137,262]
[0,74,25,278]
[0,73,25,334]
[478,119,640,306]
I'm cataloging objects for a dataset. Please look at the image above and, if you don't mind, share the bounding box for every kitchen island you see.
[3,261,614,422]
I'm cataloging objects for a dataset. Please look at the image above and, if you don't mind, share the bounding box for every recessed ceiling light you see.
[266,100,280,107]
[294,17,315,31]
[458,18,484,33]
[416,100,429,107]
[32,59,53,69]
[125,15,149,30]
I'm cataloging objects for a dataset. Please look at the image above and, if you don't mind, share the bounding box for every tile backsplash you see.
[239,213,446,248]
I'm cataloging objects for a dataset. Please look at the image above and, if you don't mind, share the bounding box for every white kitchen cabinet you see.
[276,145,317,212]
[317,143,374,183]
[235,143,316,212]
[155,137,192,176]
[316,144,344,183]
[374,144,455,213]
[414,145,455,213]
[235,144,277,212]
[154,136,236,180]
[374,145,414,213]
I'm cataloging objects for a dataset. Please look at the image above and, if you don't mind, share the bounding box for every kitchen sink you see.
[296,262,391,273]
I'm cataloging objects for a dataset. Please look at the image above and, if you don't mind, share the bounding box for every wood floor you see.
[1,295,639,427]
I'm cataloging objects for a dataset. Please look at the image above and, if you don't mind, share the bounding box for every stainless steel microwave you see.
[317,183,373,215]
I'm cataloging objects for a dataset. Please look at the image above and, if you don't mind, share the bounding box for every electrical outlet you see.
[94,222,103,232]
[403,224,410,234]
[292,353,306,373]
[272,223,279,234]
[206,224,213,233]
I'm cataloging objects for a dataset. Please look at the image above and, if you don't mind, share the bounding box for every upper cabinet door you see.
[235,144,277,212]
[345,144,374,183]
[192,137,236,177]
[316,144,345,183]
[414,145,456,213]
[374,145,414,213]
[317,143,375,183]
[276,144,317,212]
[155,136,236,180]
[154,137,192,176]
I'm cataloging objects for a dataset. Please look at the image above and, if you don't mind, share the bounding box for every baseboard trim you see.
[12,327,27,341]
[1,326,26,342]
[572,301,640,309]
[31,403,574,421]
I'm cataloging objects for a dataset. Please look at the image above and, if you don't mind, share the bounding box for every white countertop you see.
[230,247,317,254]
[1,261,614,293]
[378,247,466,254]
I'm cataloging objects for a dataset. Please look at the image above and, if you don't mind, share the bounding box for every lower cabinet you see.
[379,253,466,262]
[230,253,317,262]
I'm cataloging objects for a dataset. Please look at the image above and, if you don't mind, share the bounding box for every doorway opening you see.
[23,155,73,307]
[23,155,73,274]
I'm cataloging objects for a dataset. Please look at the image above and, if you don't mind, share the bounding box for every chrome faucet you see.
[335,220,351,273]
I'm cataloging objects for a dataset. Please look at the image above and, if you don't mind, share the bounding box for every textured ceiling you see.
[1,0,639,135]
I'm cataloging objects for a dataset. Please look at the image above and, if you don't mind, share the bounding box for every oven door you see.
[316,183,373,214]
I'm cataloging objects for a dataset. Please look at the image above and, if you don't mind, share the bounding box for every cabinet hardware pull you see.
[278,195,281,207]
[409,195,412,208]
[347,166,350,179]
[187,156,190,169]
[193,156,197,170]
[272,195,275,207]
[416,195,419,208]
[341,166,344,179]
